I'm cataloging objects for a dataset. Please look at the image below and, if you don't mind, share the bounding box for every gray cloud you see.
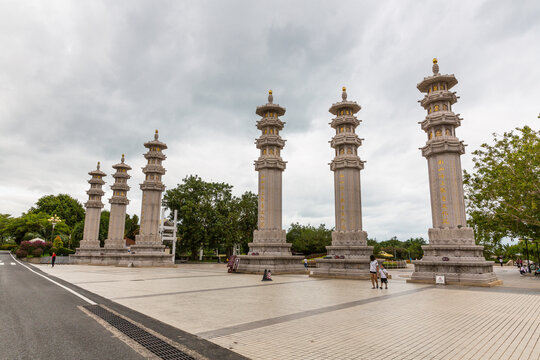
[1,0,538,242]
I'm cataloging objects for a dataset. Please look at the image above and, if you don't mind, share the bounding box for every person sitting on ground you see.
[520,265,527,275]
[535,268,540,277]
[378,264,389,290]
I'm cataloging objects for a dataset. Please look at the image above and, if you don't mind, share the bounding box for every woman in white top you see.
[369,255,379,289]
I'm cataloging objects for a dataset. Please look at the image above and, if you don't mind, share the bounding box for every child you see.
[379,264,388,289]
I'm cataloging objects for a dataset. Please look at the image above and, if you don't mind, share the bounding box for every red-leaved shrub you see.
[16,249,28,258]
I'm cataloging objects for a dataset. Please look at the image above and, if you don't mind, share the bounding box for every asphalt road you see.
[0,251,144,360]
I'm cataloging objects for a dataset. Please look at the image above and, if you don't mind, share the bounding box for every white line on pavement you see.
[10,262,16,265]
[9,253,96,305]
[0,263,4,265]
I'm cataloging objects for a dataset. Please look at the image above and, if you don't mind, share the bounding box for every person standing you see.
[51,252,56,267]
[303,258,308,271]
[369,255,379,289]
[378,264,389,289]
[499,257,503,267]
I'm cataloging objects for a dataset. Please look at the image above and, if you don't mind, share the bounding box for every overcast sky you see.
[0,0,538,241]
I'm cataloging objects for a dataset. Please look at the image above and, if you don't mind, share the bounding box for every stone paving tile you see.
[34,264,540,360]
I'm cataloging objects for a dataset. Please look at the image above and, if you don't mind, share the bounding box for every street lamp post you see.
[48,215,62,242]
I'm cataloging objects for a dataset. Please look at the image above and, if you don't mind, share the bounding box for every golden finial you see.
[433,58,438,64]
[97,161,100,170]
[268,90,272,95]
[155,129,158,134]
[342,86,347,101]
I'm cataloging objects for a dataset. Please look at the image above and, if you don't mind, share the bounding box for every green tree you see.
[99,211,110,247]
[231,191,258,254]
[380,236,408,260]
[163,175,246,260]
[286,223,332,255]
[0,214,13,244]
[463,126,539,245]
[28,194,85,229]
[6,212,70,244]
[71,221,84,249]
[404,237,427,259]
[367,239,381,256]
[124,214,139,240]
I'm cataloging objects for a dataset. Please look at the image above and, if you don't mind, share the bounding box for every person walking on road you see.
[51,252,56,267]
[304,258,308,271]
[499,257,503,267]
[370,255,379,289]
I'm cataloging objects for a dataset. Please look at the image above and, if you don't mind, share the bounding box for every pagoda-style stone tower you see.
[128,130,173,266]
[312,87,373,279]
[408,59,500,286]
[104,154,131,254]
[236,91,303,274]
[72,162,106,263]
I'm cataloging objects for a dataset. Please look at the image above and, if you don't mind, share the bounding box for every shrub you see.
[44,241,53,253]
[19,241,32,251]
[15,249,28,258]
[0,244,17,251]
[53,236,63,249]
[32,248,43,257]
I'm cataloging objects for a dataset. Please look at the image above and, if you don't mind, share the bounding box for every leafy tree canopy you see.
[163,175,258,259]
[27,194,85,228]
[369,236,426,259]
[286,223,332,255]
[5,212,70,244]
[0,214,13,244]
[464,126,539,245]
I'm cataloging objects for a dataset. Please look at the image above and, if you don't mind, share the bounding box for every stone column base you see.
[310,246,373,280]
[71,247,102,264]
[235,254,305,274]
[408,244,502,287]
[130,243,166,254]
[234,228,305,274]
[69,251,174,267]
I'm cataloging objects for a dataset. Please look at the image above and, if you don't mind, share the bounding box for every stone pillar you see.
[236,91,304,274]
[72,162,106,263]
[408,59,501,286]
[104,154,131,254]
[129,130,172,266]
[311,87,373,279]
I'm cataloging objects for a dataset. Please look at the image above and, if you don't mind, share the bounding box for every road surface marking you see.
[10,262,16,265]
[9,253,96,305]
[0,263,4,265]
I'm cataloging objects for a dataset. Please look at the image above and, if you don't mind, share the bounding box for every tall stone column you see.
[104,154,131,253]
[408,59,500,286]
[236,91,303,274]
[130,130,168,255]
[72,162,106,263]
[312,87,373,279]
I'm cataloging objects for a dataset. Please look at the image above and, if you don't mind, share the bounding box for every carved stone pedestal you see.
[236,229,304,274]
[408,228,501,286]
[311,230,373,279]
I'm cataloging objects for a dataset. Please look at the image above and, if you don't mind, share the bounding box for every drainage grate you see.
[85,305,195,360]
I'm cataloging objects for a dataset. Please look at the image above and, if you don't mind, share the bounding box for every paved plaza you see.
[35,263,540,360]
